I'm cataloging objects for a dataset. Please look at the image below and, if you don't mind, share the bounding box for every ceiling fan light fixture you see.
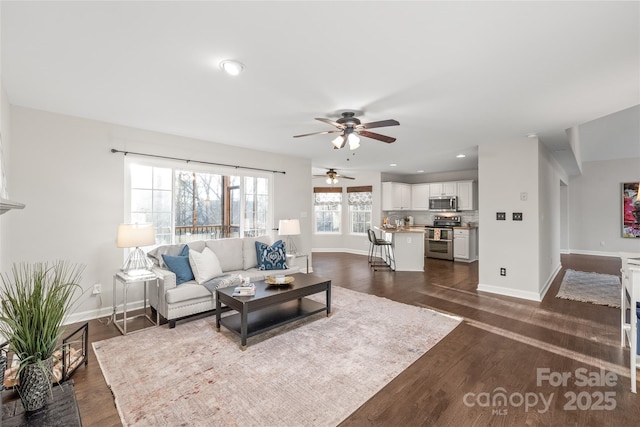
[219,60,245,76]
[348,133,360,150]
[331,135,344,149]
[326,177,338,184]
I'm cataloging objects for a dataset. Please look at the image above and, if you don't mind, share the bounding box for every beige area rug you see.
[556,269,621,307]
[93,286,461,426]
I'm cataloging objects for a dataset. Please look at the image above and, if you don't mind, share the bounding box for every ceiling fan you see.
[313,168,355,184]
[294,111,399,150]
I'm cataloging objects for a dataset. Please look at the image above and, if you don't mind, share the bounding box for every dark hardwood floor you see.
[4,253,638,426]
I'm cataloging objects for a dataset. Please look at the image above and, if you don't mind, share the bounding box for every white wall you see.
[478,138,564,301]
[389,169,479,185]
[478,138,542,300]
[5,106,312,323]
[537,143,563,296]
[568,157,640,255]
[560,183,569,252]
[0,83,12,268]
[311,171,382,254]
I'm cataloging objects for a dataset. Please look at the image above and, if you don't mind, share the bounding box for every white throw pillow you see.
[188,247,223,284]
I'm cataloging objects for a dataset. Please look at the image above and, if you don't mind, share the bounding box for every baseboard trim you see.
[539,262,562,301]
[567,249,622,258]
[65,299,146,326]
[476,283,543,302]
[312,248,369,256]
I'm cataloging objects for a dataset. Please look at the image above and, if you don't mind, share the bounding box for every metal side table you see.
[112,271,159,335]
[287,253,309,273]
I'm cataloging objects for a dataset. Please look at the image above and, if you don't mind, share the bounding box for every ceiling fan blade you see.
[315,117,345,128]
[336,174,356,180]
[358,130,396,143]
[293,129,341,138]
[359,119,400,129]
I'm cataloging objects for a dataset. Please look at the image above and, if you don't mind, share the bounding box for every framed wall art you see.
[623,182,640,238]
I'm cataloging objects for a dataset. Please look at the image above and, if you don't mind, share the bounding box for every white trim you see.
[539,262,562,301]
[568,249,622,257]
[311,248,369,256]
[477,283,543,302]
[64,299,147,325]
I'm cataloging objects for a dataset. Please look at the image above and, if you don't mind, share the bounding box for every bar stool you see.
[367,229,396,271]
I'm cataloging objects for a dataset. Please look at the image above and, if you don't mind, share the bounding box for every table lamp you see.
[117,223,156,276]
[278,219,300,255]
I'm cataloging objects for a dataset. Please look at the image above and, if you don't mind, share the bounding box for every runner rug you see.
[556,269,621,307]
[93,286,461,426]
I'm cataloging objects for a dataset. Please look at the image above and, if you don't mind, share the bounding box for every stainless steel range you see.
[425,215,461,260]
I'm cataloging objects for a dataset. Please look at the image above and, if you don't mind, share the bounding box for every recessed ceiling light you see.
[456,154,466,158]
[526,133,538,138]
[389,163,397,167]
[219,60,245,76]
[417,170,425,173]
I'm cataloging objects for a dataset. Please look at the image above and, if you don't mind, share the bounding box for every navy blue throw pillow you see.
[255,240,288,270]
[162,245,194,285]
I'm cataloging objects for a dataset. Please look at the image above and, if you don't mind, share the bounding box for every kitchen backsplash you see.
[386,211,479,227]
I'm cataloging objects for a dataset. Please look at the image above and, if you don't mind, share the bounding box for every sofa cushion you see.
[186,240,206,253]
[161,245,193,285]
[256,240,289,270]
[189,247,223,284]
[148,243,186,268]
[242,236,272,270]
[165,281,211,304]
[206,238,244,272]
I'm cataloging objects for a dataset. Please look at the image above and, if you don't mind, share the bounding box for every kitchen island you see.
[374,226,425,272]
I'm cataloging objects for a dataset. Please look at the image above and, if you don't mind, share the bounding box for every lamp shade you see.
[116,223,156,248]
[278,219,300,236]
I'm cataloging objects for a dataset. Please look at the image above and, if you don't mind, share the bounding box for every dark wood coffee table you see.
[215,273,331,350]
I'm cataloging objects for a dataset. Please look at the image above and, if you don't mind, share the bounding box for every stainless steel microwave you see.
[429,196,457,211]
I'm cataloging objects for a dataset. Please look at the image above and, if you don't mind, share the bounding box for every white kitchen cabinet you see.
[454,228,477,262]
[411,183,430,210]
[429,182,456,197]
[382,182,412,210]
[456,180,476,211]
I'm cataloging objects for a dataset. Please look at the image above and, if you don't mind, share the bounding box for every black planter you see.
[18,358,53,412]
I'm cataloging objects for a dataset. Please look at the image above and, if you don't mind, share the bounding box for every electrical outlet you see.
[500,268,506,276]
[513,212,523,221]
[496,212,506,221]
[407,237,412,244]
[92,283,102,295]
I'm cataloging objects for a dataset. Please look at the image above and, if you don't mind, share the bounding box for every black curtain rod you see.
[110,149,286,175]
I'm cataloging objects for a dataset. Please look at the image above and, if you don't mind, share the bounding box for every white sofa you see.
[147,236,300,328]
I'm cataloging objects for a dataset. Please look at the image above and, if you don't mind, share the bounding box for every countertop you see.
[409,224,479,229]
[374,226,426,234]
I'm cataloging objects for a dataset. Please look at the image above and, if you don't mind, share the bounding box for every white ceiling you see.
[2,1,639,177]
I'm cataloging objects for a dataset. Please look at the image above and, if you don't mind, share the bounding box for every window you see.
[314,187,342,233]
[174,170,233,242]
[244,176,269,237]
[348,186,372,235]
[130,164,173,245]
[126,159,271,244]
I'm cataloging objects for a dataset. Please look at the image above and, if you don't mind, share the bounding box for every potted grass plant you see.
[0,261,84,411]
